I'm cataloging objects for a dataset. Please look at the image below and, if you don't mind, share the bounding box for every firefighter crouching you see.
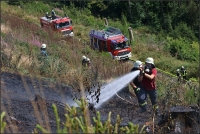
[82,55,92,69]
[40,44,48,57]
[137,57,159,116]
[130,60,143,98]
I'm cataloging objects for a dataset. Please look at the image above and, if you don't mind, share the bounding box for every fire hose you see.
[115,93,134,105]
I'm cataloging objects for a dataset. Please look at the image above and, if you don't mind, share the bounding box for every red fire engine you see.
[89,26,132,60]
[40,14,73,36]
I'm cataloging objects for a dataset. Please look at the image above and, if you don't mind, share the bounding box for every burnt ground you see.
[1,71,200,133]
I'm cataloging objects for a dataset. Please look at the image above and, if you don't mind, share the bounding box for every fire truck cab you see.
[40,15,74,36]
[89,26,132,60]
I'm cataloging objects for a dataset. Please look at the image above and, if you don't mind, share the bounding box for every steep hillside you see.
[1,1,199,133]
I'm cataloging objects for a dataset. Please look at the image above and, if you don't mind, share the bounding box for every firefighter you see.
[82,55,87,67]
[176,69,181,82]
[180,66,187,82]
[86,58,92,69]
[40,44,48,56]
[130,60,143,98]
[51,10,56,20]
[137,57,159,116]
[45,12,50,19]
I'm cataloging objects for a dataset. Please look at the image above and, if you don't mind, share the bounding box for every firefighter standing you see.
[51,10,56,20]
[137,57,159,115]
[82,55,87,67]
[180,66,187,82]
[40,44,48,56]
[130,60,143,98]
[176,69,181,82]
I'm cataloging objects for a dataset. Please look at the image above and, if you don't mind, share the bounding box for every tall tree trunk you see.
[128,0,133,21]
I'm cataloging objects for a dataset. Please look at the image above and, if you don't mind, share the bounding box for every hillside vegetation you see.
[1,1,199,133]
[1,0,199,105]
[1,1,199,81]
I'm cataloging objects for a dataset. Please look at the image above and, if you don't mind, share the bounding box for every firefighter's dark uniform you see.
[130,68,141,97]
[181,68,187,81]
[82,59,87,67]
[40,48,48,57]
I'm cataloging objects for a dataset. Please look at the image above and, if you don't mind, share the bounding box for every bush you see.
[164,37,198,62]
[169,22,198,42]
[21,1,51,15]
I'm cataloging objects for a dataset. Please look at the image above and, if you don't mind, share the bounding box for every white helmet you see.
[82,55,87,60]
[181,66,184,69]
[86,58,90,61]
[146,57,154,64]
[177,69,180,72]
[41,44,46,48]
[134,60,143,68]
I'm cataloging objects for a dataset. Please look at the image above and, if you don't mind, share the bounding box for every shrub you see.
[35,98,145,133]
[164,37,198,62]
[169,22,198,42]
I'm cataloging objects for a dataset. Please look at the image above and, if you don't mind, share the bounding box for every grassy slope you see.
[1,1,198,81]
[1,1,199,105]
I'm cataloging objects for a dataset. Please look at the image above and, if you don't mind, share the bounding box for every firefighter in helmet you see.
[40,44,48,56]
[82,55,87,67]
[130,60,143,98]
[180,66,187,82]
[45,12,51,19]
[137,57,159,116]
[51,10,56,20]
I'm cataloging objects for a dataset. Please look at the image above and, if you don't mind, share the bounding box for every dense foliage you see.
[8,1,199,40]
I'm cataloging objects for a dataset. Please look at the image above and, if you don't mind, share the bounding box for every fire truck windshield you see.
[111,41,129,50]
[55,21,70,29]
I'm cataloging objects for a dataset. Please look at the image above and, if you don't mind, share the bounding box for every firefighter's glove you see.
[144,68,150,73]
[135,87,140,92]
[140,70,144,76]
